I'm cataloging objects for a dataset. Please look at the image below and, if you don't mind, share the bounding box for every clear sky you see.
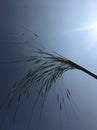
[1,0,97,130]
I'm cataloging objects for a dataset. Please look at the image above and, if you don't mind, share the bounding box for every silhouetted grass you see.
[1,36,97,130]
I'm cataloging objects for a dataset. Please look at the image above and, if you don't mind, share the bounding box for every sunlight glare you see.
[71,22,97,32]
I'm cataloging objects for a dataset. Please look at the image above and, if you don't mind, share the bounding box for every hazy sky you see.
[1,0,97,130]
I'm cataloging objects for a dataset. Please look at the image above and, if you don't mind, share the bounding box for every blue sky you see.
[1,0,97,130]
